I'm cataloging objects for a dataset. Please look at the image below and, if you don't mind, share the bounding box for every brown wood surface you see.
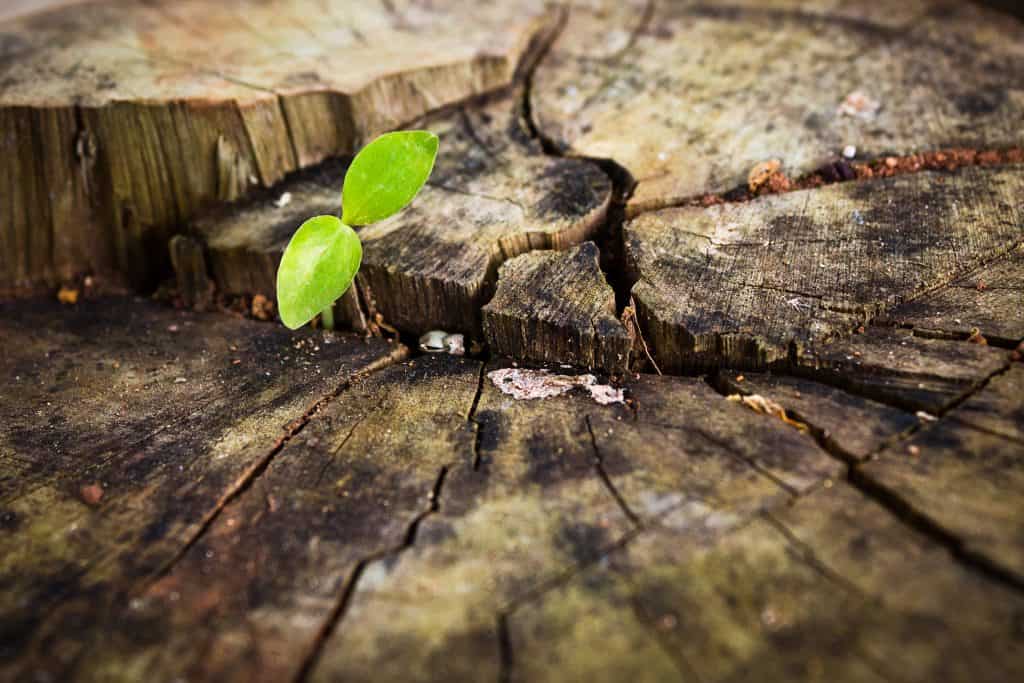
[625,167,1024,372]
[3,0,1024,680]
[532,0,1024,214]
[0,0,559,294]
[187,95,611,337]
[483,242,631,373]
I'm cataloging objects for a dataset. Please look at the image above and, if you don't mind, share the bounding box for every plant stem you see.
[320,304,335,330]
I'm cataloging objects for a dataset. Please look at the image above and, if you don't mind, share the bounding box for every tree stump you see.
[2,1,1024,681]
[0,0,560,294]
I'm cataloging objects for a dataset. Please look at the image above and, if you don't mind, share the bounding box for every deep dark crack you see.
[716,361,1024,596]
[293,464,450,682]
[584,414,640,525]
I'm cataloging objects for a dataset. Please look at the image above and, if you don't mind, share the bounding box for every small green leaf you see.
[276,215,362,330]
[341,130,439,226]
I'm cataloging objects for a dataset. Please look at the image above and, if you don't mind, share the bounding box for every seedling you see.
[276,131,439,330]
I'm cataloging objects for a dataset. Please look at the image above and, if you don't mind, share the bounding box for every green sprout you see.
[276,131,439,330]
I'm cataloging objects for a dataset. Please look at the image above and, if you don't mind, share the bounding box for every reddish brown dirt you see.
[686,147,1024,208]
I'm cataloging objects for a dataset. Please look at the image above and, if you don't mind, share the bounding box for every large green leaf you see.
[276,215,362,330]
[341,130,439,226]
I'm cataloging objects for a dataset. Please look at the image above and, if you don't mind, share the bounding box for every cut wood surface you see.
[483,242,631,373]
[885,243,1024,346]
[189,96,612,336]
[4,346,843,681]
[509,484,1024,683]
[717,371,919,460]
[0,0,559,293]
[862,364,1024,577]
[532,0,1024,213]
[2,295,1021,681]
[625,167,1024,371]
[5,0,1024,679]
[0,297,406,677]
[795,326,1010,414]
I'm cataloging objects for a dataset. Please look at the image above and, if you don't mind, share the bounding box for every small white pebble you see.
[274,192,292,208]
[842,145,856,159]
[174,377,187,383]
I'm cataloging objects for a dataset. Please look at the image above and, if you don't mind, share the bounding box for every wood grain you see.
[862,364,1024,577]
[0,0,559,293]
[885,244,1024,346]
[0,297,405,678]
[188,96,612,336]
[625,167,1024,372]
[532,0,1024,214]
[509,483,1024,683]
[483,242,631,373]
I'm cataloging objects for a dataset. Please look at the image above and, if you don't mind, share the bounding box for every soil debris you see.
[79,483,104,506]
[748,159,784,192]
[837,91,881,119]
[251,294,275,321]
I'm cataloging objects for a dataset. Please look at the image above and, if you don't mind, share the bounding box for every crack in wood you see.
[760,509,870,600]
[496,612,513,683]
[714,360,1024,596]
[469,362,487,470]
[625,147,1024,221]
[147,344,410,587]
[293,463,450,682]
[584,415,640,525]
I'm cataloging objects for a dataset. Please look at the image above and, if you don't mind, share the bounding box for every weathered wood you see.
[625,167,1024,372]
[0,297,405,676]
[310,360,634,682]
[885,244,1024,346]
[508,483,1024,683]
[0,0,560,293]
[4,353,842,681]
[7,355,481,682]
[860,364,1024,577]
[309,368,838,682]
[717,371,919,460]
[168,234,214,311]
[5,0,1024,676]
[483,242,631,373]
[532,0,1024,213]
[795,326,1009,414]
[188,96,612,336]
